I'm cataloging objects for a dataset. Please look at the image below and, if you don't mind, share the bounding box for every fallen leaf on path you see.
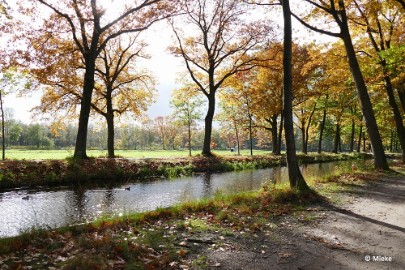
[177,249,187,257]
[278,252,292,258]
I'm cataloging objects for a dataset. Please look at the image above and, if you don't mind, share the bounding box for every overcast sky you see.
[6,20,182,124]
[4,1,328,124]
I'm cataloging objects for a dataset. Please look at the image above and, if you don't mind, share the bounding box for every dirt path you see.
[302,174,405,270]
[189,172,405,270]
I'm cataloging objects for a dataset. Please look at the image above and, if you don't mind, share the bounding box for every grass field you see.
[3,149,273,160]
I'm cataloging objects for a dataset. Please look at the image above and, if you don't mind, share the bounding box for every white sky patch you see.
[3,1,333,124]
[5,92,41,124]
[135,21,183,119]
[99,0,125,23]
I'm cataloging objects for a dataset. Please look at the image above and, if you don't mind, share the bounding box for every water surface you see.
[0,160,367,237]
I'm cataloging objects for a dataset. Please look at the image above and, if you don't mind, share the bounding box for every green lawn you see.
[3,149,273,160]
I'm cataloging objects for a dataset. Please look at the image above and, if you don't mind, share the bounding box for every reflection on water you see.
[0,159,369,237]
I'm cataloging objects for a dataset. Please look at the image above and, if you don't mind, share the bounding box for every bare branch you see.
[100,0,161,33]
[171,22,209,96]
[36,0,85,54]
[291,12,341,38]
[242,0,280,6]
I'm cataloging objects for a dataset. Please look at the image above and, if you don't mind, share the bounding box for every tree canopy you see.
[0,0,403,175]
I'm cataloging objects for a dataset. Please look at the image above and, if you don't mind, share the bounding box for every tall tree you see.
[293,0,389,170]
[310,42,358,153]
[384,46,405,113]
[217,104,244,155]
[170,0,271,156]
[249,43,283,155]
[295,100,317,154]
[0,85,5,159]
[291,44,324,154]
[317,94,329,153]
[281,0,309,190]
[11,0,174,159]
[93,37,156,158]
[0,0,10,160]
[0,69,33,159]
[352,0,405,163]
[170,87,204,156]
[221,71,258,155]
[154,116,179,150]
[26,32,156,158]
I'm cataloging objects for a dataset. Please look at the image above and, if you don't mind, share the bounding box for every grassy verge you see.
[3,149,274,160]
[0,152,371,190]
[1,162,402,269]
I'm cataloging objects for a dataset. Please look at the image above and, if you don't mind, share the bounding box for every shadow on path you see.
[330,207,405,233]
[196,172,405,269]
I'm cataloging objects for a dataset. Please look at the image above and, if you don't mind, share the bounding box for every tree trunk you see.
[234,119,240,155]
[249,116,253,156]
[304,103,316,154]
[271,114,279,155]
[395,136,399,152]
[0,91,5,160]
[382,72,405,163]
[282,0,308,191]
[301,126,307,154]
[172,139,176,150]
[357,121,363,153]
[304,130,310,154]
[161,136,166,150]
[339,12,388,169]
[301,130,308,154]
[105,88,115,158]
[276,113,283,155]
[202,94,215,156]
[390,130,394,153]
[106,114,115,158]
[349,119,355,152]
[363,135,367,152]
[188,118,192,157]
[74,54,97,159]
[332,123,340,154]
[398,89,405,113]
[318,108,327,153]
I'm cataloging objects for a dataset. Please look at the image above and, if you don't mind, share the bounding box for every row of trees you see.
[0,0,404,190]
[3,112,395,154]
[169,0,403,189]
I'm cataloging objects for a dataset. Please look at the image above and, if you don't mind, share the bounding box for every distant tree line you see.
[2,113,401,154]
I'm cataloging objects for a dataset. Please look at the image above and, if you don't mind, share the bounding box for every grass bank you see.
[0,152,371,191]
[3,149,273,160]
[0,162,402,269]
